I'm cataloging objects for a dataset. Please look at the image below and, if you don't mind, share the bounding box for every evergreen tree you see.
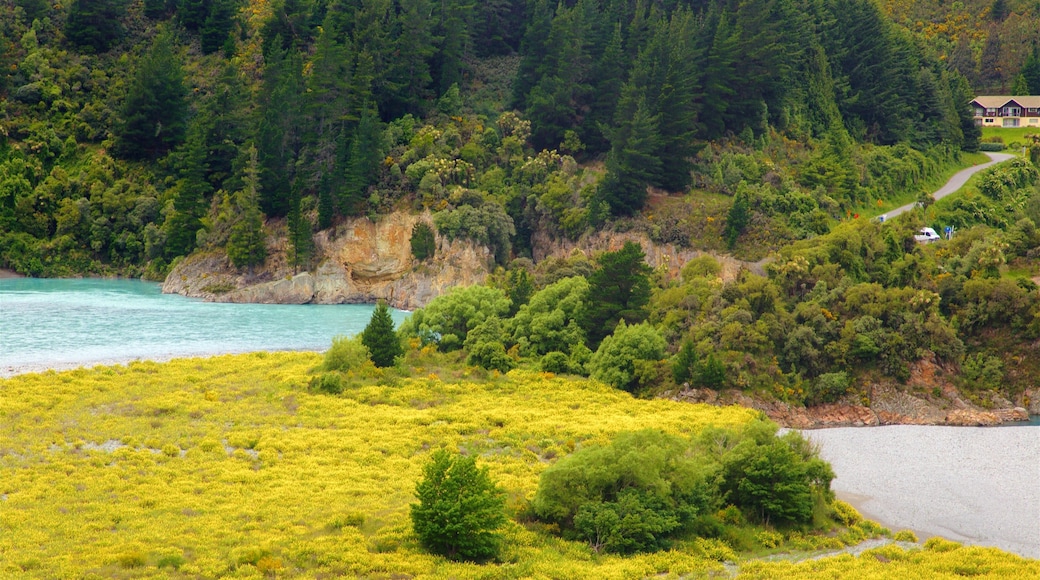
[411,450,506,562]
[361,302,403,367]
[410,221,436,261]
[979,29,1005,92]
[304,18,351,221]
[948,35,977,86]
[113,28,187,160]
[286,182,312,272]
[581,241,652,349]
[506,268,533,316]
[724,189,750,249]
[600,86,661,216]
[255,45,304,217]
[201,0,237,55]
[66,0,124,53]
[196,62,249,192]
[1020,46,1040,94]
[178,0,208,31]
[672,339,698,384]
[227,146,267,272]
[384,0,436,117]
[165,127,211,259]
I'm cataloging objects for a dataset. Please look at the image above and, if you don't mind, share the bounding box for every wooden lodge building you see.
[971,96,1040,128]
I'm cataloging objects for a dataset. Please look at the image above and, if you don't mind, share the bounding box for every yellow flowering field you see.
[0,352,756,579]
[738,539,1040,579]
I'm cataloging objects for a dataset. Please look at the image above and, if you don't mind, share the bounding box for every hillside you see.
[877,0,1040,95]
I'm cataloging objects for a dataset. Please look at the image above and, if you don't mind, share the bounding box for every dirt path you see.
[885,152,1016,219]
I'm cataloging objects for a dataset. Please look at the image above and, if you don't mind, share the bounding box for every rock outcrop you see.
[532,227,761,282]
[162,212,493,310]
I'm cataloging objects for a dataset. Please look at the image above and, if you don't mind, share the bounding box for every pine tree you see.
[201,0,237,55]
[1020,46,1040,94]
[286,182,312,272]
[581,241,652,349]
[66,0,124,53]
[165,126,211,259]
[724,189,750,249]
[361,302,403,367]
[227,146,267,272]
[600,85,661,216]
[255,45,304,217]
[304,18,351,223]
[113,28,187,160]
[980,29,1005,93]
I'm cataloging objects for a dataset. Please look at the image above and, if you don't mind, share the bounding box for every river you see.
[0,278,408,377]
[804,424,1040,558]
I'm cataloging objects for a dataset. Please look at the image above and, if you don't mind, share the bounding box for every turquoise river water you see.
[0,278,407,376]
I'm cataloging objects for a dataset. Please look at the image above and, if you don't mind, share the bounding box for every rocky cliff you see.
[162,212,493,310]
[164,212,759,309]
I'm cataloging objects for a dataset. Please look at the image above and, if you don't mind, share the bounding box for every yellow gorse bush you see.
[2,352,1036,579]
[1,352,754,578]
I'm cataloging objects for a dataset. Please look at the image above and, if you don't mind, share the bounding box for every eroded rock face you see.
[531,227,757,282]
[161,212,493,310]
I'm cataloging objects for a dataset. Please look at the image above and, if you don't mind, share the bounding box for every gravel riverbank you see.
[803,424,1040,558]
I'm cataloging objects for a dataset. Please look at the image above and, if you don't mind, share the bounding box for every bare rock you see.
[162,211,493,310]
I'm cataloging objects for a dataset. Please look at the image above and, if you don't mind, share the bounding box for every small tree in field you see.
[411,450,506,562]
[361,302,402,368]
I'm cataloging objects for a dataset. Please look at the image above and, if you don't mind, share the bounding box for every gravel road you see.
[885,152,1016,219]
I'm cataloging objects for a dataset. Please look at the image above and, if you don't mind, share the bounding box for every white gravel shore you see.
[803,425,1040,558]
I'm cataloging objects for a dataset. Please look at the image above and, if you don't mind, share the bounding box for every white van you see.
[914,227,940,243]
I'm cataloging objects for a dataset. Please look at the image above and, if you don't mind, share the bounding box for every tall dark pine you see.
[581,241,652,349]
[285,182,312,272]
[201,0,237,55]
[1020,46,1040,94]
[165,128,211,259]
[255,45,304,217]
[227,146,267,272]
[113,29,188,160]
[600,85,661,216]
[361,302,403,367]
[66,0,124,53]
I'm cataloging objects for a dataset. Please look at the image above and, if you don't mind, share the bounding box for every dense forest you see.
[2,0,1040,403]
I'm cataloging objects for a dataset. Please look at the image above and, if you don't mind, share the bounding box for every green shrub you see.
[322,336,370,372]
[978,142,1006,151]
[411,450,506,562]
[410,221,436,261]
[719,423,834,526]
[588,321,666,392]
[540,351,571,374]
[400,285,511,351]
[808,371,851,404]
[532,430,719,554]
[310,372,344,394]
[156,554,185,569]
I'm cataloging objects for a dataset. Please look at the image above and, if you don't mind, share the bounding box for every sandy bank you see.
[803,425,1040,558]
[0,268,24,279]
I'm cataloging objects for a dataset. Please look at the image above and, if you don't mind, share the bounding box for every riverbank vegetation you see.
[3,353,1036,578]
